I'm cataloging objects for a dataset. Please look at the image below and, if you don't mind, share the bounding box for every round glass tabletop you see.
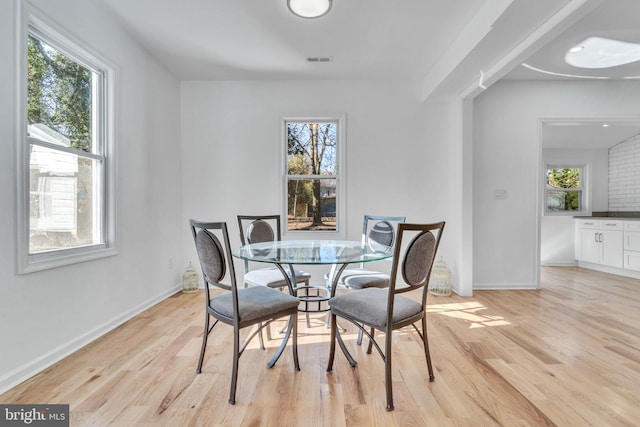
[233,239,393,265]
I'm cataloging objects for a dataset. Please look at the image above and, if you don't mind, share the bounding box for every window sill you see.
[544,210,588,217]
[19,246,118,275]
[285,230,345,240]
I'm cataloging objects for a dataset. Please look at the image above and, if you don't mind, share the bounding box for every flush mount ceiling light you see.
[287,0,332,19]
[565,36,640,69]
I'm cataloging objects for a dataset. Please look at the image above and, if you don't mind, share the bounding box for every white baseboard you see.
[0,285,182,395]
[541,261,578,267]
[473,282,538,290]
[576,262,640,280]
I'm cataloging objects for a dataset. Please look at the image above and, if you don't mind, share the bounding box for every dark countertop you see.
[575,212,640,219]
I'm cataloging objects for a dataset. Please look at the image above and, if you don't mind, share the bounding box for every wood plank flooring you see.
[2,266,640,426]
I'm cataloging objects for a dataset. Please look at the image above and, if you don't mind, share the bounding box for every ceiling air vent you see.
[307,56,333,63]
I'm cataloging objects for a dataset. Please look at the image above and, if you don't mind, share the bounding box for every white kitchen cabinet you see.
[624,221,640,271]
[575,219,598,262]
[575,219,623,268]
[624,251,640,271]
[601,228,624,267]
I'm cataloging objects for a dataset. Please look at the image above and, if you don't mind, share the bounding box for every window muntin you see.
[18,12,115,273]
[545,167,583,213]
[286,121,338,232]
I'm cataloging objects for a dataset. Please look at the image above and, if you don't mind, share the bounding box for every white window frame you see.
[282,115,346,238]
[543,162,589,216]
[16,5,117,274]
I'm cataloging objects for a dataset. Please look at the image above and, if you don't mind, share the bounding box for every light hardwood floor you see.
[2,266,640,426]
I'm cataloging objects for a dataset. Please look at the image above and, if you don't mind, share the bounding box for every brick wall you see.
[609,133,640,211]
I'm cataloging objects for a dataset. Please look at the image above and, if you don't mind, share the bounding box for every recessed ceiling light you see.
[565,37,640,69]
[602,124,609,128]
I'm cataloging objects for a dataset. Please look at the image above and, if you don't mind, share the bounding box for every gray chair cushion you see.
[343,273,390,289]
[247,220,275,244]
[327,268,386,285]
[211,286,300,324]
[329,288,422,329]
[368,220,395,252]
[196,229,225,283]
[245,267,311,288]
[403,231,436,287]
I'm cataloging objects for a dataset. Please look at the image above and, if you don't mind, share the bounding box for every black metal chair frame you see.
[326,221,445,411]
[189,220,300,405]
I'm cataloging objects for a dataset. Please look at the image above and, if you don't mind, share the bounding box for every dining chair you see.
[325,214,405,344]
[237,215,312,290]
[326,221,445,411]
[326,215,405,290]
[189,219,300,405]
[237,215,313,332]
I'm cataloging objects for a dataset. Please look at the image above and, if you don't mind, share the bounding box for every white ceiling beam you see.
[419,0,514,102]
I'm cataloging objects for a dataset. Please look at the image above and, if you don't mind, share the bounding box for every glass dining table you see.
[233,239,394,313]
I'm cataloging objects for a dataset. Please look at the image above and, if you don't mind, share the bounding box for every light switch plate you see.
[494,189,508,200]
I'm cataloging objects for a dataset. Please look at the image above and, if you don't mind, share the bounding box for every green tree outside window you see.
[286,122,337,231]
[546,167,582,212]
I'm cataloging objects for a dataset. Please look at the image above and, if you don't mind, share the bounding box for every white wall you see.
[180,80,453,280]
[540,148,608,266]
[0,0,183,393]
[473,80,640,288]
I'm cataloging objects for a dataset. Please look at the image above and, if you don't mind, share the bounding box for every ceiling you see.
[542,121,640,150]
[100,0,484,81]
[99,0,578,85]
[99,0,640,148]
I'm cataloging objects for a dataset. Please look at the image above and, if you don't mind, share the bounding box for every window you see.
[545,166,584,213]
[284,118,343,232]
[18,12,115,273]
